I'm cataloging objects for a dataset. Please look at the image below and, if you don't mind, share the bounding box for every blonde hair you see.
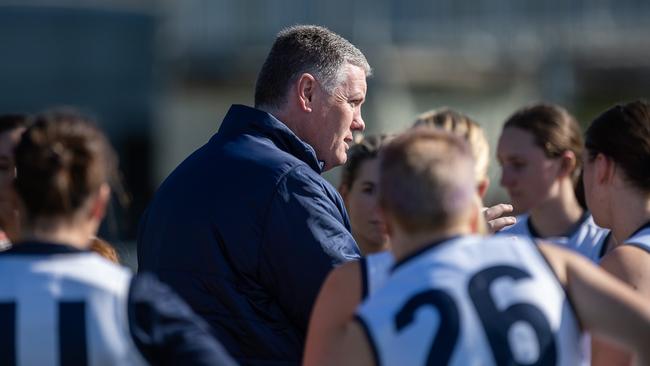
[89,236,120,264]
[413,108,489,184]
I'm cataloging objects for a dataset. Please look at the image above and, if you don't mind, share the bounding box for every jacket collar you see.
[216,104,324,173]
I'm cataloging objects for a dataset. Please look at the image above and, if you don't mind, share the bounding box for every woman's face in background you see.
[497,127,563,215]
[343,157,389,254]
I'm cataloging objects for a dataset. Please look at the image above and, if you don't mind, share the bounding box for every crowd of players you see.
[0,24,650,366]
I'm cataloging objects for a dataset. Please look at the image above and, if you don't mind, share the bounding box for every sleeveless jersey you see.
[360,251,394,299]
[499,213,608,263]
[624,221,650,253]
[356,235,583,366]
[0,243,145,365]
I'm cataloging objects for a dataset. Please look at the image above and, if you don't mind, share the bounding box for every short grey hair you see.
[254,25,371,111]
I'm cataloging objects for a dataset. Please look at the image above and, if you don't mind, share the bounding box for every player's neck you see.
[20,218,94,250]
[529,185,583,238]
[391,224,471,262]
[610,188,650,243]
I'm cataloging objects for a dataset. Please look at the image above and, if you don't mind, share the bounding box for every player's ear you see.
[594,152,614,185]
[88,183,111,222]
[469,195,486,235]
[558,150,577,179]
[477,177,490,199]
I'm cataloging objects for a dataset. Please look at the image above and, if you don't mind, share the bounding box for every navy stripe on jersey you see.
[627,220,650,240]
[0,302,16,366]
[360,257,369,300]
[527,211,590,239]
[0,241,89,255]
[354,314,381,366]
[391,236,459,272]
[599,232,612,259]
[59,302,88,366]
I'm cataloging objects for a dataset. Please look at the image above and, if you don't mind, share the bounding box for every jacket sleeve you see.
[127,272,238,366]
[259,166,360,334]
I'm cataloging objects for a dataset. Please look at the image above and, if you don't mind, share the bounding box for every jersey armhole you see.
[360,257,369,300]
[530,239,584,330]
[354,314,381,366]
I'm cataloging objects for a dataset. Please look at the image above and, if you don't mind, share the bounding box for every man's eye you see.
[361,184,375,194]
[512,162,526,170]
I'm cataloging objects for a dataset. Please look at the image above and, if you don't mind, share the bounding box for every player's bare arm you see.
[538,242,650,366]
[304,260,363,366]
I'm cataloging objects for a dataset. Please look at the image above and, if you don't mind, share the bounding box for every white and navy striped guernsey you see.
[355,235,583,366]
[624,221,650,254]
[0,242,236,366]
[499,212,608,263]
[360,251,394,300]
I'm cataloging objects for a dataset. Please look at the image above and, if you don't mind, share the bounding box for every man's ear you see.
[297,73,316,113]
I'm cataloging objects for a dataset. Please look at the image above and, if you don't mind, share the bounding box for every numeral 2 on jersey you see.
[394,265,556,365]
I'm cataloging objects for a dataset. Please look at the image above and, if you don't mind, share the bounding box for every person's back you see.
[138,25,371,364]
[357,235,582,365]
[138,105,354,360]
[0,243,143,365]
[4,109,236,366]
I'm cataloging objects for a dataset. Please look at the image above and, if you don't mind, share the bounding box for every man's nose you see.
[352,113,365,131]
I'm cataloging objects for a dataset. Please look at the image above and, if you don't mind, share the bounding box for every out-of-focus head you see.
[339,134,391,254]
[255,25,372,171]
[379,129,478,236]
[14,109,116,229]
[583,100,650,227]
[0,114,31,241]
[497,103,583,214]
[413,108,490,198]
[0,114,30,198]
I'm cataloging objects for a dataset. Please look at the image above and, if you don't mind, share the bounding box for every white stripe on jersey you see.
[0,251,146,366]
[499,213,608,263]
[356,235,584,366]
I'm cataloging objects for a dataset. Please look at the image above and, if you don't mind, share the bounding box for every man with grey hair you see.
[137,25,370,364]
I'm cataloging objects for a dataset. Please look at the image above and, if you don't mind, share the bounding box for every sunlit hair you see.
[14,109,117,222]
[379,129,476,233]
[413,108,489,183]
[339,134,392,191]
[586,100,650,192]
[503,103,583,181]
[254,25,371,111]
[89,236,120,264]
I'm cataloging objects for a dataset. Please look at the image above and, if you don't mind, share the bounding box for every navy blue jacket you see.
[137,105,360,365]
